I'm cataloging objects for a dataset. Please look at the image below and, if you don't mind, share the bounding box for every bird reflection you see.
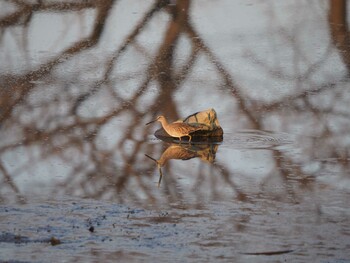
[145,143,219,187]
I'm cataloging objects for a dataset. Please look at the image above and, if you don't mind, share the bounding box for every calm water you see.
[0,0,349,262]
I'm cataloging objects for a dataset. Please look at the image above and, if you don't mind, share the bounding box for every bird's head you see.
[146,115,165,125]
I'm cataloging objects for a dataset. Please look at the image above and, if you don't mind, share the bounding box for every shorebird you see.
[146,115,200,143]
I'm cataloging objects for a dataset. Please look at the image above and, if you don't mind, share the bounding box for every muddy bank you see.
[1,191,349,262]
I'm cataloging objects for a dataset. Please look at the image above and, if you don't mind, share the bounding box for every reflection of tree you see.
[0,0,349,205]
[0,0,114,122]
[329,0,350,71]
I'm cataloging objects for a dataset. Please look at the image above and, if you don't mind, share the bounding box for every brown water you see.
[0,0,349,262]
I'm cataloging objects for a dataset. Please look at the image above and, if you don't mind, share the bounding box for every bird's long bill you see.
[145,154,157,162]
[146,119,157,125]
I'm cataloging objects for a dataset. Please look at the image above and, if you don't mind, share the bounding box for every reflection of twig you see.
[260,150,313,202]
[0,0,114,124]
[262,79,346,112]
[104,0,168,77]
[0,0,349,206]
[329,0,350,72]
[72,0,168,113]
[183,21,260,129]
[212,162,248,201]
[243,41,334,82]
[0,162,25,203]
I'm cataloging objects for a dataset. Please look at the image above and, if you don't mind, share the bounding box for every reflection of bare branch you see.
[183,22,260,129]
[72,0,168,113]
[329,0,350,72]
[0,161,25,203]
[0,0,349,206]
[0,0,114,124]
[210,162,248,201]
[243,41,334,82]
[0,2,32,27]
[262,80,342,112]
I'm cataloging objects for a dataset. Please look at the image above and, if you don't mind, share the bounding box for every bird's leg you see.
[188,135,192,143]
[157,165,163,188]
[179,137,182,144]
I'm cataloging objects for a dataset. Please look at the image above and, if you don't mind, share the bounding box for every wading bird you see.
[146,115,201,143]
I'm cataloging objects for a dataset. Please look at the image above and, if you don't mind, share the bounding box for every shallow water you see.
[1,0,350,262]
[1,185,349,262]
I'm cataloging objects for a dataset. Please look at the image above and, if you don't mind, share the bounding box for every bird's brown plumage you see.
[147,115,200,142]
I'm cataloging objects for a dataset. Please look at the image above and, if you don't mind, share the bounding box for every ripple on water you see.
[222,129,294,149]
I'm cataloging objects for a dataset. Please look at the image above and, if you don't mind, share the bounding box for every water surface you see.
[0,0,349,262]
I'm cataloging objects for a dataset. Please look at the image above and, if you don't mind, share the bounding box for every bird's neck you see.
[159,118,168,128]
